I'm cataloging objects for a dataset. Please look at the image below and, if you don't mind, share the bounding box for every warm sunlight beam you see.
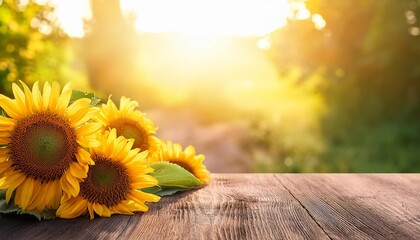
[121,0,291,36]
[51,0,290,37]
[49,0,91,38]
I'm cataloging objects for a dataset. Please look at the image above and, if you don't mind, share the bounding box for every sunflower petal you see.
[20,81,36,113]
[87,203,95,219]
[77,136,101,148]
[30,81,43,111]
[0,116,16,128]
[13,82,31,114]
[42,82,52,109]
[0,161,12,174]
[93,203,104,216]
[58,195,88,219]
[48,81,61,111]
[4,172,25,203]
[76,123,103,138]
[69,162,88,179]
[16,178,35,210]
[76,147,94,165]
[55,82,73,114]
[111,202,133,215]
[66,98,90,117]
[0,96,23,119]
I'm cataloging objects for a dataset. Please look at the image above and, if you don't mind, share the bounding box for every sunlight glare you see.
[50,0,91,38]
[51,0,291,37]
[258,36,272,49]
[121,0,290,36]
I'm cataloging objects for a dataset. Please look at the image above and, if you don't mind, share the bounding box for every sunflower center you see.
[28,126,65,164]
[109,118,149,151]
[80,156,130,207]
[9,112,78,182]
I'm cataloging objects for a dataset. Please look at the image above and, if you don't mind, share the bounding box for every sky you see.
[49,0,291,38]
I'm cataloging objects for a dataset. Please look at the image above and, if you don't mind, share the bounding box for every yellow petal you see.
[126,198,149,212]
[67,197,87,217]
[43,180,60,209]
[26,180,43,210]
[130,190,160,203]
[0,177,5,189]
[119,96,138,116]
[76,147,94,165]
[0,148,9,154]
[101,205,112,217]
[55,82,72,114]
[0,131,11,138]
[57,196,87,219]
[0,161,12,174]
[0,137,10,145]
[77,137,101,149]
[131,175,159,189]
[12,83,30,114]
[67,107,89,127]
[111,202,133,215]
[122,148,140,163]
[16,178,35,210]
[184,145,197,158]
[131,150,149,163]
[67,172,80,196]
[93,203,105,216]
[4,172,25,203]
[72,107,99,127]
[48,81,60,112]
[31,81,43,111]
[66,98,90,119]
[0,96,23,119]
[69,161,88,179]
[53,181,63,209]
[0,116,16,128]
[0,154,9,163]
[42,82,51,110]
[86,202,94,219]
[76,123,103,138]
[20,80,36,114]
[61,171,79,197]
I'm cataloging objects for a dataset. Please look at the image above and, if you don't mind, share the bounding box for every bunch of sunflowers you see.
[0,81,210,220]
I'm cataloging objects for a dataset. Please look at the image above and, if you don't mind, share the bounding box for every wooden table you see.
[1,174,419,239]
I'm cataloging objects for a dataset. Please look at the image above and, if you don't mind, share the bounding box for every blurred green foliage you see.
[0,0,79,96]
[258,0,420,172]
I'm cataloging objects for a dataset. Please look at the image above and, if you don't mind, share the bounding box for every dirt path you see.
[148,109,252,173]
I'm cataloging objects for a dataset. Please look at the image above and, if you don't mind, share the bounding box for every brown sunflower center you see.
[80,156,130,207]
[9,112,78,182]
[109,118,149,151]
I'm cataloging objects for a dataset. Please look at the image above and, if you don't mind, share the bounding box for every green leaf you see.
[144,162,204,196]
[70,90,101,107]
[150,162,203,187]
[142,185,193,197]
[155,187,193,197]
[0,189,56,220]
[142,185,162,194]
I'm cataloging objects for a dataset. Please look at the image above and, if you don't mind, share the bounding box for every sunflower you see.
[148,141,210,184]
[95,97,161,154]
[56,129,160,219]
[0,81,101,212]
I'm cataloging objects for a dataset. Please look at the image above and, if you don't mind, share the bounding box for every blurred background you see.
[1,0,419,173]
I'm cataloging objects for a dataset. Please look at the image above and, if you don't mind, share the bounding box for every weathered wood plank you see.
[279,174,420,240]
[0,174,328,240]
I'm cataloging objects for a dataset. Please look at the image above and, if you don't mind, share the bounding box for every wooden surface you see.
[1,174,419,239]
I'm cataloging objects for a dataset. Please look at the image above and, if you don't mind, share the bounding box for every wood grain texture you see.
[0,174,419,240]
[280,174,420,240]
